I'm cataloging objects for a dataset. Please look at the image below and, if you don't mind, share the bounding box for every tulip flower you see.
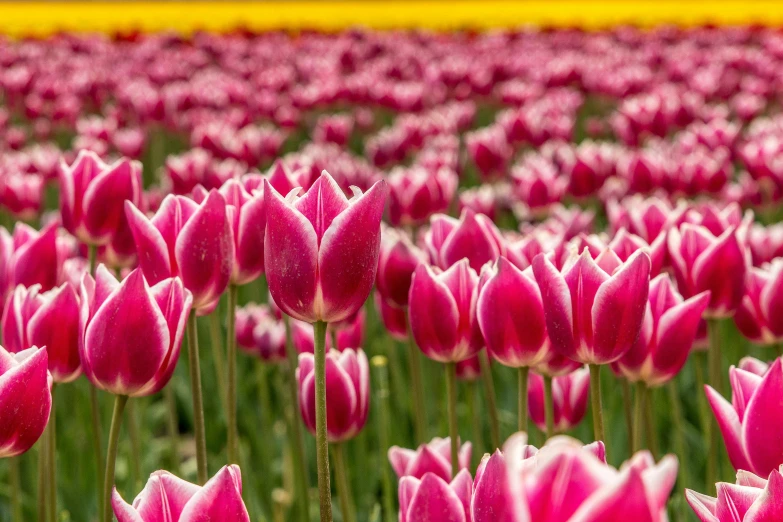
[59,150,143,247]
[264,170,387,324]
[235,304,287,364]
[374,292,408,341]
[297,348,369,443]
[456,355,481,381]
[112,465,250,522]
[533,249,650,442]
[686,465,783,521]
[376,226,428,309]
[8,222,59,293]
[734,261,783,346]
[387,167,457,228]
[125,190,233,313]
[706,357,783,477]
[528,367,590,434]
[0,345,51,458]
[614,274,710,386]
[389,437,472,481]
[423,209,503,272]
[398,470,473,522]
[2,283,81,383]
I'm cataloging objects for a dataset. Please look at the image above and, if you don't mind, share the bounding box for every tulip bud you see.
[0,345,52,458]
[399,470,473,522]
[409,260,483,363]
[80,266,192,397]
[2,282,81,383]
[59,150,143,246]
[296,348,369,442]
[614,274,710,386]
[125,190,233,313]
[264,171,387,324]
[389,437,472,482]
[532,249,651,365]
[686,465,783,522]
[112,465,250,522]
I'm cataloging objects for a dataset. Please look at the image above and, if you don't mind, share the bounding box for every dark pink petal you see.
[404,445,453,482]
[591,251,650,364]
[294,172,350,243]
[12,222,58,291]
[472,451,515,522]
[318,180,387,323]
[264,180,318,322]
[125,201,172,286]
[715,483,762,522]
[568,467,655,522]
[409,264,460,363]
[685,490,719,522]
[532,254,575,360]
[324,354,359,441]
[650,291,710,384]
[450,469,473,522]
[742,359,783,476]
[406,473,467,522]
[441,209,501,272]
[693,227,747,317]
[82,158,142,244]
[745,469,783,521]
[28,283,81,383]
[705,385,752,472]
[233,192,267,285]
[132,471,200,522]
[179,465,250,522]
[731,367,763,421]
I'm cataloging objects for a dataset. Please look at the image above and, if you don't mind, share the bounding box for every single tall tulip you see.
[0,345,51,458]
[686,465,783,521]
[112,465,250,522]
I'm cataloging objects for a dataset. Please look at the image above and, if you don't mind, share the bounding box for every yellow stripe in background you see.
[1,1,783,36]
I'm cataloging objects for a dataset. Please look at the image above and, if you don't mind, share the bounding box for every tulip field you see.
[4,20,783,522]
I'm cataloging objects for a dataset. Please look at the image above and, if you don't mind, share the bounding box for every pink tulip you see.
[504,434,677,522]
[387,167,457,227]
[456,355,481,381]
[734,261,783,345]
[409,259,483,363]
[459,186,498,222]
[614,274,710,386]
[125,190,233,313]
[389,437,472,481]
[528,367,590,433]
[264,171,387,324]
[374,292,408,341]
[399,470,473,522]
[216,179,267,285]
[686,465,783,521]
[297,348,369,442]
[112,465,250,522]
[606,196,683,245]
[2,283,81,383]
[477,257,549,368]
[79,266,192,397]
[668,223,747,318]
[235,304,286,364]
[706,357,783,477]
[59,150,143,246]
[424,209,504,272]
[511,156,567,218]
[607,228,665,278]
[8,222,59,292]
[0,345,51,458]
[291,308,365,354]
[0,173,44,220]
[532,249,651,365]
[376,227,427,309]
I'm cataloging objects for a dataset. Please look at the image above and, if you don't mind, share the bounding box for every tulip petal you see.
[745,469,783,522]
[293,172,350,243]
[82,158,141,244]
[389,446,417,478]
[685,490,720,522]
[132,471,200,522]
[409,264,461,363]
[568,467,655,522]
[28,283,81,383]
[406,473,467,522]
[125,201,172,286]
[318,179,387,323]
[705,385,752,472]
[650,291,710,384]
[532,254,575,359]
[111,488,145,522]
[12,222,58,291]
[234,193,267,284]
[179,465,250,522]
[264,180,319,322]
[324,355,358,440]
[472,451,515,522]
[742,359,783,477]
[715,483,762,522]
[693,228,746,316]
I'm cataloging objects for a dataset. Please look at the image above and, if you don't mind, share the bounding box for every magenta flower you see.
[389,437,472,482]
[376,226,428,309]
[477,257,549,368]
[399,470,473,522]
[264,171,387,324]
[409,259,483,363]
[112,465,250,522]
[706,357,783,477]
[668,223,747,318]
[613,274,710,386]
[423,209,504,272]
[532,249,651,365]
[59,150,143,246]
[79,267,192,397]
[734,261,783,345]
[2,282,81,383]
[0,345,51,458]
[125,190,233,313]
[297,348,369,442]
[8,222,59,292]
[528,367,590,433]
[235,304,286,364]
[374,292,409,341]
[686,465,783,521]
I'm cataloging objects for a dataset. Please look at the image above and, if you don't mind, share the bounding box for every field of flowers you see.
[2,25,783,522]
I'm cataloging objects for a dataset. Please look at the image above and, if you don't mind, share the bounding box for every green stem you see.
[468,382,484,466]
[313,320,333,522]
[406,332,427,443]
[186,311,208,485]
[126,400,142,492]
[102,395,128,522]
[445,362,459,477]
[543,374,555,439]
[255,362,275,513]
[518,367,529,433]
[645,385,659,458]
[331,444,356,522]
[164,385,180,475]
[37,432,46,522]
[621,378,634,452]
[88,244,97,276]
[707,319,722,488]
[589,364,605,443]
[10,457,22,522]
[283,316,311,521]
[478,350,500,450]
[371,356,395,522]
[226,284,239,464]
[633,381,645,452]
[208,312,228,413]
[694,351,714,491]
[668,380,690,491]
[47,385,57,522]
